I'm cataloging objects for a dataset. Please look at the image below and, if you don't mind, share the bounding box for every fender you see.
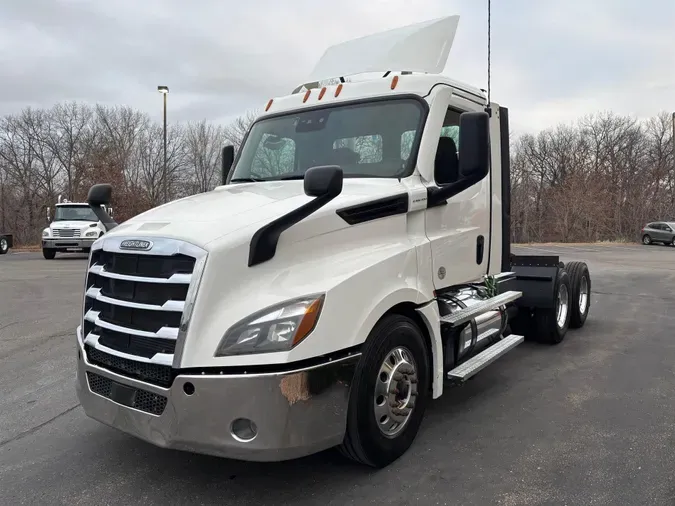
[415,301,444,399]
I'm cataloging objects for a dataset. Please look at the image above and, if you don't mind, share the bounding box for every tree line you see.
[0,101,672,245]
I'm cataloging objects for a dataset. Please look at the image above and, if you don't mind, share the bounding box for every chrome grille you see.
[53,228,81,238]
[82,236,207,387]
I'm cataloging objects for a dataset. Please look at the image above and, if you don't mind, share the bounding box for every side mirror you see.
[46,207,51,223]
[87,184,112,206]
[108,207,114,218]
[303,165,343,198]
[457,111,490,180]
[426,111,490,207]
[248,165,343,267]
[222,145,235,185]
[86,184,118,231]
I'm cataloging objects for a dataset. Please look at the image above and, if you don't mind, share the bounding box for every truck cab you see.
[42,199,111,259]
[73,15,592,468]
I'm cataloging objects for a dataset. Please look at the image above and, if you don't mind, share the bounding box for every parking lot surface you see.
[2,243,675,505]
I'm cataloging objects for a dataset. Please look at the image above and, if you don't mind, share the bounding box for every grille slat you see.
[86,344,173,386]
[83,239,205,388]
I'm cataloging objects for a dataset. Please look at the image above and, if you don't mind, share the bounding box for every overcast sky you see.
[0,0,673,135]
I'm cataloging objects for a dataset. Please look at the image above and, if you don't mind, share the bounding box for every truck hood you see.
[50,220,98,230]
[108,179,408,249]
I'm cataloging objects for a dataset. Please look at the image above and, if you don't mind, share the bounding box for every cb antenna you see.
[486,0,492,115]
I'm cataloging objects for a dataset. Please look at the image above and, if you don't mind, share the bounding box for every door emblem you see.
[438,266,446,279]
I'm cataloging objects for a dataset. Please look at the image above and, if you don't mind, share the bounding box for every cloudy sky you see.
[0,0,673,135]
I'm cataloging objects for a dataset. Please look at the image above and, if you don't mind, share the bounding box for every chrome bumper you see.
[43,238,96,249]
[75,326,360,462]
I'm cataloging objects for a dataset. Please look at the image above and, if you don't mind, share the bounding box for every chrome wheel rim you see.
[374,346,418,438]
[643,236,650,244]
[556,283,569,329]
[578,276,589,315]
[0,238,6,252]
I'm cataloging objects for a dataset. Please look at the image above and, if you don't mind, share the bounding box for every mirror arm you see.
[248,192,336,267]
[89,205,118,232]
[426,172,487,208]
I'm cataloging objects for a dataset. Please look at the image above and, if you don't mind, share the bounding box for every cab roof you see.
[260,15,487,117]
[262,73,486,118]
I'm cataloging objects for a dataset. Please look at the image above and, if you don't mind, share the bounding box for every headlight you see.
[85,230,98,237]
[42,229,49,237]
[215,294,325,356]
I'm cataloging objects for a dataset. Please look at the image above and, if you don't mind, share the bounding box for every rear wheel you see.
[566,261,591,329]
[0,237,8,255]
[338,314,431,468]
[642,234,652,245]
[533,269,571,345]
[42,248,56,259]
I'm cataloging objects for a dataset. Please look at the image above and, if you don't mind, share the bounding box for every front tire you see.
[338,314,431,468]
[42,248,56,259]
[0,237,8,255]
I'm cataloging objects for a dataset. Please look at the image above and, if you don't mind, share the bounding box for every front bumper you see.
[43,238,96,250]
[75,326,360,462]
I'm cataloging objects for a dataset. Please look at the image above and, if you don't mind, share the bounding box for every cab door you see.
[420,89,491,290]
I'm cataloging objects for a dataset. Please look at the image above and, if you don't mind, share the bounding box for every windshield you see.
[54,205,98,222]
[229,97,426,182]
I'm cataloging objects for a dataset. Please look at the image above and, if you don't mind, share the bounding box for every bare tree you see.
[0,98,672,247]
[183,120,226,193]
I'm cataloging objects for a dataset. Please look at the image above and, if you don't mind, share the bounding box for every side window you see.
[251,134,295,177]
[440,125,460,147]
[434,108,462,185]
[333,135,383,164]
[401,130,416,161]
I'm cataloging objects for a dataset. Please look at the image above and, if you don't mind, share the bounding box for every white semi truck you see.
[42,196,111,259]
[74,16,592,468]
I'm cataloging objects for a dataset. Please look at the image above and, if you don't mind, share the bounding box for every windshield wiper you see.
[230,177,265,183]
[276,174,306,180]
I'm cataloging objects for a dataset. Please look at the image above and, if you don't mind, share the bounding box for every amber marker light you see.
[292,295,325,347]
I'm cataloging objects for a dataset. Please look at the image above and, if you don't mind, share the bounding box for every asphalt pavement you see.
[2,244,675,505]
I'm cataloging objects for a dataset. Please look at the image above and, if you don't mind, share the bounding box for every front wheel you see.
[42,248,56,259]
[0,237,8,255]
[338,314,431,468]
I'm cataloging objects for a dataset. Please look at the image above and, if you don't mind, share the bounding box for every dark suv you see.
[641,222,675,246]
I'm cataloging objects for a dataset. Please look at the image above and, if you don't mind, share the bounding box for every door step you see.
[439,290,522,328]
[447,334,524,383]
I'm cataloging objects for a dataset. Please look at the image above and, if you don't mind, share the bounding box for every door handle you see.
[476,235,485,264]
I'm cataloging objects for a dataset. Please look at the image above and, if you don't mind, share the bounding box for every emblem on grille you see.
[120,239,153,251]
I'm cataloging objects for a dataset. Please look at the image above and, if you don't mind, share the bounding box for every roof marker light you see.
[303,89,311,103]
[335,83,343,97]
[265,99,273,111]
[318,87,327,100]
[391,75,399,90]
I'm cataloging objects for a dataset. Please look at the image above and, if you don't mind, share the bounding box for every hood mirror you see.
[303,165,343,198]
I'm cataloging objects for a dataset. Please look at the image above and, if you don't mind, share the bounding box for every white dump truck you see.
[74,15,592,468]
[42,196,111,259]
